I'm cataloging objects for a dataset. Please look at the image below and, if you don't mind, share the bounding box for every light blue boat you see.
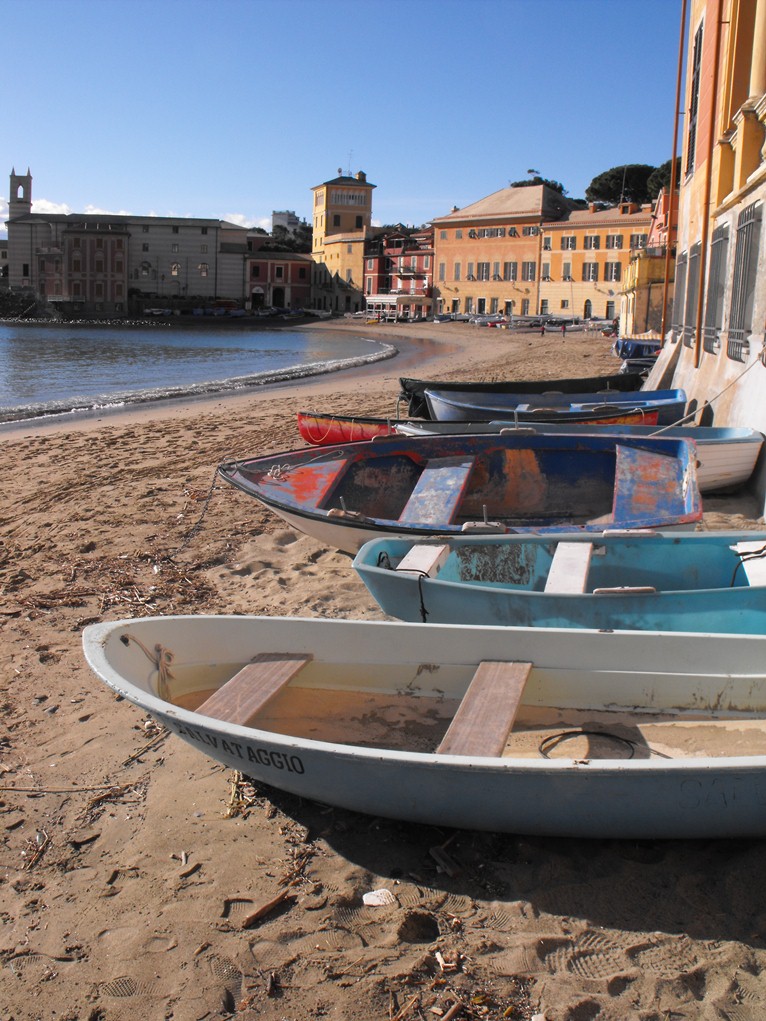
[353,531,766,633]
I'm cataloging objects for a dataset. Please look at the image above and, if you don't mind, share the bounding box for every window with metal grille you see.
[686,23,703,176]
[702,224,729,353]
[671,252,687,340]
[683,243,701,347]
[728,202,762,360]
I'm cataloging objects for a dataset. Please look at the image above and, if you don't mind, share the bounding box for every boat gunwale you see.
[83,615,766,774]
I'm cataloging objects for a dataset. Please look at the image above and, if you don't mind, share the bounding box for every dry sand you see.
[1,320,765,1021]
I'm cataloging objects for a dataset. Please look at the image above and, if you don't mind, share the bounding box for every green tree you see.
[646,159,680,200]
[509,175,566,195]
[585,164,656,204]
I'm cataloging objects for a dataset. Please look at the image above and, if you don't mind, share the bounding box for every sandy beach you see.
[2,320,765,1021]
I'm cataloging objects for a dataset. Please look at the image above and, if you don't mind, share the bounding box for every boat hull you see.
[218,432,702,554]
[424,387,687,425]
[399,373,645,417]
[83,615,766,839]
[353,531,766,631]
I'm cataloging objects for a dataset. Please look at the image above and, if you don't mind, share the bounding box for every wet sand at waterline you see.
[2,320,764,1021]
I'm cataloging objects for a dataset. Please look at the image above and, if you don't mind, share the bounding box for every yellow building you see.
[648,0,766,508]
[311,170,375,314]
[540,203,653,324]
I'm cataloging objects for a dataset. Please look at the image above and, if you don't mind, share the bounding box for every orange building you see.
[431,185,568,318]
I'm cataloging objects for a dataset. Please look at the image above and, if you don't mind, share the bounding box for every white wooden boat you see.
[392,422,763,494]
[83,614,766,839]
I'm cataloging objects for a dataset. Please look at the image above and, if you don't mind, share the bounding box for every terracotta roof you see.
[432,185,567,224]
[544,204,653,229]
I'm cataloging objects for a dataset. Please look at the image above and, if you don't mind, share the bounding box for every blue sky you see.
[3,0,686,235]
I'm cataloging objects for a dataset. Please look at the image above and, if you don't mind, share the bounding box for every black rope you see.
[731,542,766,588]
[538,729,637,759]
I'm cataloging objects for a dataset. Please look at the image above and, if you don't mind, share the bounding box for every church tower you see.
[9,167,32,218]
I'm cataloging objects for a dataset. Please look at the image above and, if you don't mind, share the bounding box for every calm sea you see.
[0,321,395,424]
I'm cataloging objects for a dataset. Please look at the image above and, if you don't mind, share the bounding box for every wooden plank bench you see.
[395,543,450,577]
[399,456,475,525]
[436,660,532,758]
[545,541,593,594]
[196,653,312,726]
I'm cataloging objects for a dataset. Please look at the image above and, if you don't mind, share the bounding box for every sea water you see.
[0,321,395,424]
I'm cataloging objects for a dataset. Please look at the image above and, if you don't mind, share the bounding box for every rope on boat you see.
[119,633,174,701]
[731,542,766,587]
[375,550,430,622]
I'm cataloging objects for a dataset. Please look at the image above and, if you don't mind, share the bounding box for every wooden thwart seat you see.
[399,456,475,525]
[545,541,593,594]
[436,660,532,758]
[196,653,312,726]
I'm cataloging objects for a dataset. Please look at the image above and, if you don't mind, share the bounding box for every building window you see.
[582,262,599,282]
[503,261,517,281]
[561,236,576,250]
[542,262,551,280]
[347,245,353,254]
[683,242,702,346]
[671,252,687,338]
[492,261,500,279]
[562,261,572,281]
[171,263,180,276]
[198,263,209,277]
[465,297,473,313]
[276,266,284,279]
[477,262,490,281]
[521,299,530,315]
[454,262,461,281]
[543,236,551,251]
[455,229,463,239]
[703,224,729,351]
[605,262,621,282]
[73,238,81,248]
[522,261,536,282]
[366,259,374,270]
[605,301,615,319]
[201,227,208,235]
[355,216,363,228]
[686,22,703,175]
[490,297,499,313]
[142,243,149,252]
[467,262,475,280]
[73,260,81,272]
[424,256,431,269]
[630,234,648,249]
[540,299,549,314]
[201,244,208,253]
[561,299,569,309]
[606,234,623,249]
[252,265,261,277]
[172,243,179,253]
[440,231,447,240]
[584,235,600,250]
[333,215,341,226]
[115,261,123,273]
[142,226,149,233]
[172,226,179,234]
[728,202,763,357]
[438,262,446,281]
[299,267,306,279]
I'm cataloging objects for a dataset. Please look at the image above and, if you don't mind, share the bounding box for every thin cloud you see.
[224,213,272,230]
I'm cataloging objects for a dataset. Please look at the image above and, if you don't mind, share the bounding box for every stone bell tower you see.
[9,167,32,218]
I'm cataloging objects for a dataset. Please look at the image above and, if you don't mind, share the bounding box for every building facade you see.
[431,185,568,319]
[363,227,433,321]
[310,170,374,314]
[648,0,766,507]
[5,169,250,317]
[246,235,312,309]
